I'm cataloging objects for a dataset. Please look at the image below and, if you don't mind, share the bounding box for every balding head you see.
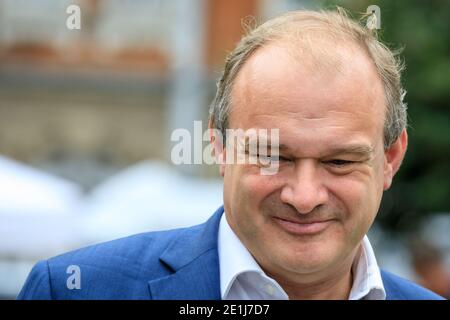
[210,8,407,149]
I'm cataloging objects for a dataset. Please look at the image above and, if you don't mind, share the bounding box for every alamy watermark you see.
[170,121,280,175]
[64,4,383,33]
[66,265,81,290]
[66,5,81,30]
[366,5,381,30]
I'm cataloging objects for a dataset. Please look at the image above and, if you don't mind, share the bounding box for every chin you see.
[276,242,341,272]
[277,256,333,275]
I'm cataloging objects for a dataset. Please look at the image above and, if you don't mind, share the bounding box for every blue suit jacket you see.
[17,206,444,300]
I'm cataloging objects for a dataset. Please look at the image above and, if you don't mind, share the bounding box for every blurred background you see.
[0,0,449,299]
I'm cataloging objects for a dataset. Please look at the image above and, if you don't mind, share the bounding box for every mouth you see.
[272,216,334,236]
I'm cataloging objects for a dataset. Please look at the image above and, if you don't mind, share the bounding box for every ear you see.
[384,129,408,190]
[208,119,226,177]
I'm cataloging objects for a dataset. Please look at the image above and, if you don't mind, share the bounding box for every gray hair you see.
[209,8,407,149]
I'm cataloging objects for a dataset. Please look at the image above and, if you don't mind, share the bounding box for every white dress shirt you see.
[218,213,386,300]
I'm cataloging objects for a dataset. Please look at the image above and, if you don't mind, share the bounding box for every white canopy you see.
[0,156,84,259]
[81,161,223,243]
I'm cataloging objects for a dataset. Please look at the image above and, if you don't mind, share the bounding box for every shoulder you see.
[17,226,193,299]
[381,269,445,300]
[48,227,186,269]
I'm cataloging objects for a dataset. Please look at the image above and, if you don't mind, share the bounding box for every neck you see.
[264,249,359,300]
[278,268,353,300]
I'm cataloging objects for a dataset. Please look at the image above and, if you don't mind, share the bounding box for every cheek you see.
[327,171,383,236]
[224,165,266,217]
[225,167,280,230]
[233,166,279,202]
[241,174,277,218]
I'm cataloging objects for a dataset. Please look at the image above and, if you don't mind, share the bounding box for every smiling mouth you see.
[273,217,334,235]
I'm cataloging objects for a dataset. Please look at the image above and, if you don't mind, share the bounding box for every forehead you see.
[230,40,386,154]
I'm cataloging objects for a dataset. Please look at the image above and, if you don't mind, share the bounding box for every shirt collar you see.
[218,212,288,299]
[218,212,386,300]
[349,234,386,300]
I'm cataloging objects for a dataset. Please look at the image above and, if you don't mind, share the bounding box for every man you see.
[18,9,443,300]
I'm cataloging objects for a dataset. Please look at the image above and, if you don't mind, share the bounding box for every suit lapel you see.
[148,206,224,299]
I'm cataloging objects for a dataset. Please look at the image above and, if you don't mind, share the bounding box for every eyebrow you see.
[322,144,374,157]
[242,138,374,158]
[277,143,375,158]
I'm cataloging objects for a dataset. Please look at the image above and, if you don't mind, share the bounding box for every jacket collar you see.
[147,205,404,300]
[380,270,409,300]
[148,205,224,299]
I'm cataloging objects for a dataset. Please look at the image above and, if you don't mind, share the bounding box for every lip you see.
[273,217,334,235]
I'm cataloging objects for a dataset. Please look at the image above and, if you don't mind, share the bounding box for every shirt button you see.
[263,283,276,296]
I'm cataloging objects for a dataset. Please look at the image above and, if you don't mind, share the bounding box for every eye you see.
[257,154,290,162]
[326,159,355,166]
[255,154,276,162]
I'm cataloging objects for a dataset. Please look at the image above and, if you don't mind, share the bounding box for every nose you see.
[279,159,329,214]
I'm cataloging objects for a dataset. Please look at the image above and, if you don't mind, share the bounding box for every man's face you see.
[217,41,406,281]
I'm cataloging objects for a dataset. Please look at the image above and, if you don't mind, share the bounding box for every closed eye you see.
[257,154,291,162]
[325,159,356,166]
